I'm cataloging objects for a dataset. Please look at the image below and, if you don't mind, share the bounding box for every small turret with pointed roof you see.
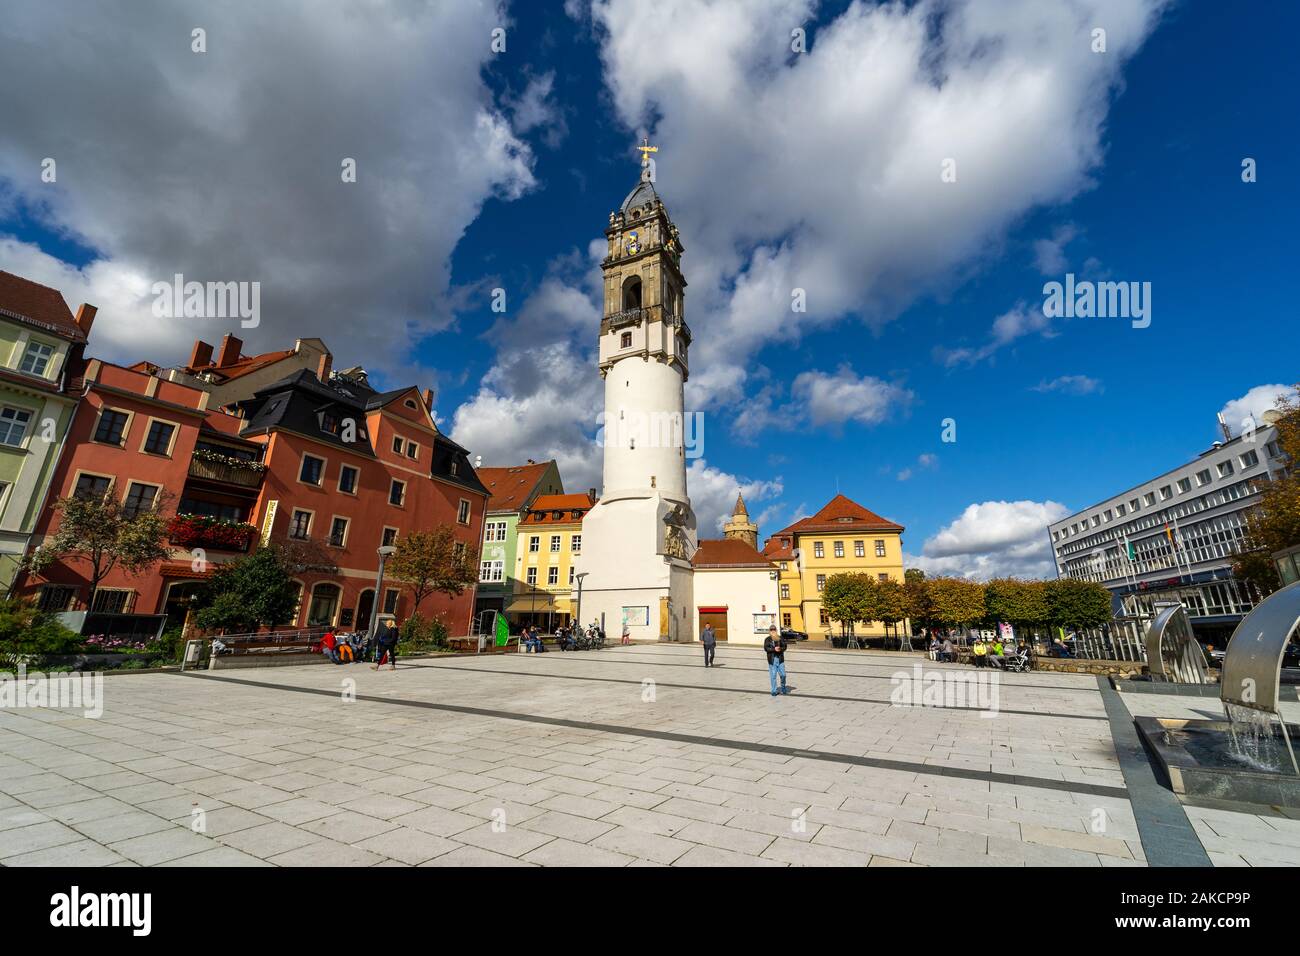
[723,492,759,549]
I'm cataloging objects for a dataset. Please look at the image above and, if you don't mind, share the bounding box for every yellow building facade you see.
[508,492,595,628]
[762,494,906,638]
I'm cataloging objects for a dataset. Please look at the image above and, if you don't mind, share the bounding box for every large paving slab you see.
[0,644,1288,866]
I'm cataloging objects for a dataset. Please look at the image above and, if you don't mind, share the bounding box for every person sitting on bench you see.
[321,630,340,664]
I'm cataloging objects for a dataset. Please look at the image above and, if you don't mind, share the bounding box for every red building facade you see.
[20,359,488,636]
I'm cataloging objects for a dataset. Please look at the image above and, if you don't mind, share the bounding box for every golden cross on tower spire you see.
[636,137,658,166]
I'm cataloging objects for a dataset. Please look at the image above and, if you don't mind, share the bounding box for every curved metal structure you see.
[1145,602,1211,684]
[1221,580,1300,714]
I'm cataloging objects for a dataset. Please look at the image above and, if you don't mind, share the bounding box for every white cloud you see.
[1218,384,1294,437]
[0,0,537,377]
[912,499,1070,580]
[1033,223,1078,275]
[1031,374,1103,395]
[937,301,1054,367]
[585,0,1168,396]
[792,366,913,429]
[449,339,605,494]
[687,460,783,536]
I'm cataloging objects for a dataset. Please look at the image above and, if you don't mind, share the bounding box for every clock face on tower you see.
[625,231,640,255]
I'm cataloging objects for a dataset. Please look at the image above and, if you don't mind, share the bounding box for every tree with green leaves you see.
[926,577,987,631]
[874,578,909,639]
[0,598,82,667]
[984,578,1049,631]
[1233,384,1300,596]
[821,572,865,633]
[385,527,478,617]
[903,570,935,631]
[23,488,170,611]
[190,545,304,632]
[1043,578,1112,630]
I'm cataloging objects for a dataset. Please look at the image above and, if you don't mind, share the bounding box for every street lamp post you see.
[368,545,397,637]
[574,572,588,633]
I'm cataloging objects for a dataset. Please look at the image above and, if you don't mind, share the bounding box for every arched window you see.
[307,582,342,627]
[621,275,642,311]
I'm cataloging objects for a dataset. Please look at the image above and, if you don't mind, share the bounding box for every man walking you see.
[701,622,716,667]
[763,625,789,696]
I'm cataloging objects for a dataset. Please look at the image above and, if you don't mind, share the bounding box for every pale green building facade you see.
[0,271,93,594]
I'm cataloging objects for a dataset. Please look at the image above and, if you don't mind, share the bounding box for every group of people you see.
[520,621,609,652]
[318,623,399,670]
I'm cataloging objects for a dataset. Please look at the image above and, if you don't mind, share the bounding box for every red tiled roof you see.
[184,348,296,381]
[478,461,555,512]
[693,538,776,569]
[773,493,904,536]
[522,492,595,525]
[0,270,86,341]
[761,539,795,560]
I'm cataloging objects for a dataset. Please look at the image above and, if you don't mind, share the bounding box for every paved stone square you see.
[3,644,1298,866]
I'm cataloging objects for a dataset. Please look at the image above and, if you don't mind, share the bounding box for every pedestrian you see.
[372,620,399,670]
[621,621,631,645]
[321,628,341,664]
[701,622,716,667]
[763,625,789,696]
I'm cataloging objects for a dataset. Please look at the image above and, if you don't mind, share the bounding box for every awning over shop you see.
[505,595,566,614]
[159,561,212,580]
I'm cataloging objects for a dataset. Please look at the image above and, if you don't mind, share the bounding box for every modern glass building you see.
[1047,422,1286,643]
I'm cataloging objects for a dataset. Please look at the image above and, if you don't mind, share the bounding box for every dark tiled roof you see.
[430,433,489,498]
[234,369,376,456]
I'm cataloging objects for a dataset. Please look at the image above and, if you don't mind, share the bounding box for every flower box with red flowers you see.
[168,514,257,552]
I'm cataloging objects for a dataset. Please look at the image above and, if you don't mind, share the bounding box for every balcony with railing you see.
[168,514,257,553]
[187,450,266,489]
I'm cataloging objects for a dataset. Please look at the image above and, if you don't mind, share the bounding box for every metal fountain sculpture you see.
[1144,601,1212,685]
[1135,581,1300,804]
[1218,580,1300,774]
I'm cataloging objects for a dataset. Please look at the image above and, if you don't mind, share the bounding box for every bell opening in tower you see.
[622,275,641,310]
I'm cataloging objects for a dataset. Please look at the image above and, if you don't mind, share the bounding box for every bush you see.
[0,598,83,668]
[398,614,449,654]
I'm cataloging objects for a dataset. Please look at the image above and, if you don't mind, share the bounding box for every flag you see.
[1164,522,1176,548]
[495,613,510,647]
[1124,536,1135,562]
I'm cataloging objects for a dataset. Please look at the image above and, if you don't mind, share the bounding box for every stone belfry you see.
[723,494,759,549]
[573,140,696,641]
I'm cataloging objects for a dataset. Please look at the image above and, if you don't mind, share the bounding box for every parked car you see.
[780,628,808,642]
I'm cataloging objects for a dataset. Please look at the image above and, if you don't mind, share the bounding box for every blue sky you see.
[2,0,1296,577]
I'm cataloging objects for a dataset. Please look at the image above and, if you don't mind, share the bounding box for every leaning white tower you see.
[575,143,695,641]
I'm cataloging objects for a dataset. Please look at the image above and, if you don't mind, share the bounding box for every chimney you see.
[526,458,535,465]
[588,488,597,503]
[422,388,435,412]
[316,351,333,383]
[216,333,243,368]
[188,339,214,369]
[474,455,482,469]
[74,303,97,338]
